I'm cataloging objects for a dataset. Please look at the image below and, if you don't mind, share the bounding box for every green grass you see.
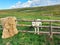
[0,5,60,45]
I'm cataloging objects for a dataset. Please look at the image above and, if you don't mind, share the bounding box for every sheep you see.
[1,17,18,38]
[32,19,42,34]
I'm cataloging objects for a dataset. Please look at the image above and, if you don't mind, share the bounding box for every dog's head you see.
[7,17,17,25]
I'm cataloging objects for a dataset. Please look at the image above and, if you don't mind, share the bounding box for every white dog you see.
[32,19,42,34]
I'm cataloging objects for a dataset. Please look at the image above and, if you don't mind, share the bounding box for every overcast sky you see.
[0,0,60,9]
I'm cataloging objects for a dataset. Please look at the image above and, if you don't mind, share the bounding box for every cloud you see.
[10,0,41,8]
[10,0,60,9]
[10,1,32,8]
[31,0,41,6]
[46,0,60,5]
[10,1,21,8]
[21,0,32,8]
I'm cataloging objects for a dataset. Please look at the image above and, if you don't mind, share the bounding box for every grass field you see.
[0,5,60,45]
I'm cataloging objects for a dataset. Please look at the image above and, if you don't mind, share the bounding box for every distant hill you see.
[0,5,60,20]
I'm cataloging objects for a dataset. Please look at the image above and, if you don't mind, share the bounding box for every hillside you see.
[0,5,60,45]
[0,5,60,20]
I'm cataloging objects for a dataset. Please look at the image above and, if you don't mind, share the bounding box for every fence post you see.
[49,21,54,45]
[50,21,53,39]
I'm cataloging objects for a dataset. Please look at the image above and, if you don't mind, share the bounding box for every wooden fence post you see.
[50,21,53,39]
[49,21,54,45]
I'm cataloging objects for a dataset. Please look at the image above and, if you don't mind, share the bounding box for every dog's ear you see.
[13,17,17,23]
[7,17,16,25]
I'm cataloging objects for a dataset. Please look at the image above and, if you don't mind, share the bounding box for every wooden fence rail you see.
[17,24,60,28]
[17,19,60,22]
[19,30,60,34]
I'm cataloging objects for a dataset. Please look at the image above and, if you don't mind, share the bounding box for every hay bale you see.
[1,17,18,38]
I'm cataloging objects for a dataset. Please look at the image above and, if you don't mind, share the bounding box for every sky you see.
[0,0,60,9]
